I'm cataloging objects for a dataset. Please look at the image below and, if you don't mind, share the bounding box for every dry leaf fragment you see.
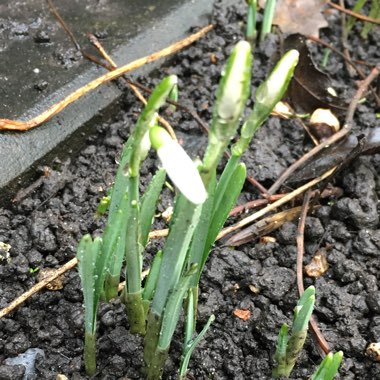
[233,308,251,321]
[304,249,329,278]
[249,284,260,294]
[161,206,174,223]
[271,0,328,37]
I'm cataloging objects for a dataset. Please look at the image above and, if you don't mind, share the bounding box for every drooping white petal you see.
[157,139,207,205]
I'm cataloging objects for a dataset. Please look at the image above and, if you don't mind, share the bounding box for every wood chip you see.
[233,308,251,321]
[304,249,329,278]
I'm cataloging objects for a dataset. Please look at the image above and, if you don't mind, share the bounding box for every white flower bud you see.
[150,127,207,205]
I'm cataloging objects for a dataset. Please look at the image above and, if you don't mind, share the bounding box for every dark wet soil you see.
[1,1,380,379]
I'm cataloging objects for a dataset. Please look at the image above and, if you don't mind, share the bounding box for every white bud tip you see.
[157,139,207,205]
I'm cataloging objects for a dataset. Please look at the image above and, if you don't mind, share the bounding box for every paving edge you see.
[0,0,217,205]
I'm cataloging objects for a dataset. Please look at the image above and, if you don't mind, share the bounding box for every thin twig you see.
[327,0,380,24]
[47,0,80,50]
[229,194,285,217]
[345,65,380,125]
[296,189,331,355]
[86,33,177,140]
[217,167,336,240]
[0,24,213,131]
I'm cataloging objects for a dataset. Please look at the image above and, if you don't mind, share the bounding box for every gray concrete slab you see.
[0,0,215,204]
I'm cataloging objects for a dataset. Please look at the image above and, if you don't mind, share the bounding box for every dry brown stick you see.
[86,33,177,141]
[345,64,380,125]
[0,258,78,319]
[0,24,213,131]
[296,189,331,355]
[307,35,374,69]
[47,0,80,50]
[217,167,336,241]
[327,0,380,24]
[229,194,285,217]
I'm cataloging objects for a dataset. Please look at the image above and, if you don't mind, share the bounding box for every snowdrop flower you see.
[149,126,207,205]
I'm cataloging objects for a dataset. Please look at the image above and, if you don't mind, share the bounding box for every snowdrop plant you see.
[76,40,299,379]
[272,287,343,379]
[272,286,315,378]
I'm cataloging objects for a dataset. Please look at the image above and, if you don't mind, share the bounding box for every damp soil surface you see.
[1,1,380,379]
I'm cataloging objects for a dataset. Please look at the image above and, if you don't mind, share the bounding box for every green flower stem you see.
[142,250,163,303]
[144,310,166,380]
[144,266,197,380]
[76,235,103,376]
[184,288,196,348]
[158,264,198,350]
[202,40,251,181]
[129,76,177,176]
[246,0,257,43]
[84,331,97,377]
[260,0,276,41]
[144,196,200,378]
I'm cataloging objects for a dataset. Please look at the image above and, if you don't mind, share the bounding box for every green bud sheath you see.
[211,40,252,141]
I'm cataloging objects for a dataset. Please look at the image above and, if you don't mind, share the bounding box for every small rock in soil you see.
[34,30,50,43]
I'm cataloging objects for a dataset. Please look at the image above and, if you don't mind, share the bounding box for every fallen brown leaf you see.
[272,0,328,37]
[284,34,347,114]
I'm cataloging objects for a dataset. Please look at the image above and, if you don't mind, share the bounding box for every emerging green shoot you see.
[272,286,315,378]
[311,351,344,380]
